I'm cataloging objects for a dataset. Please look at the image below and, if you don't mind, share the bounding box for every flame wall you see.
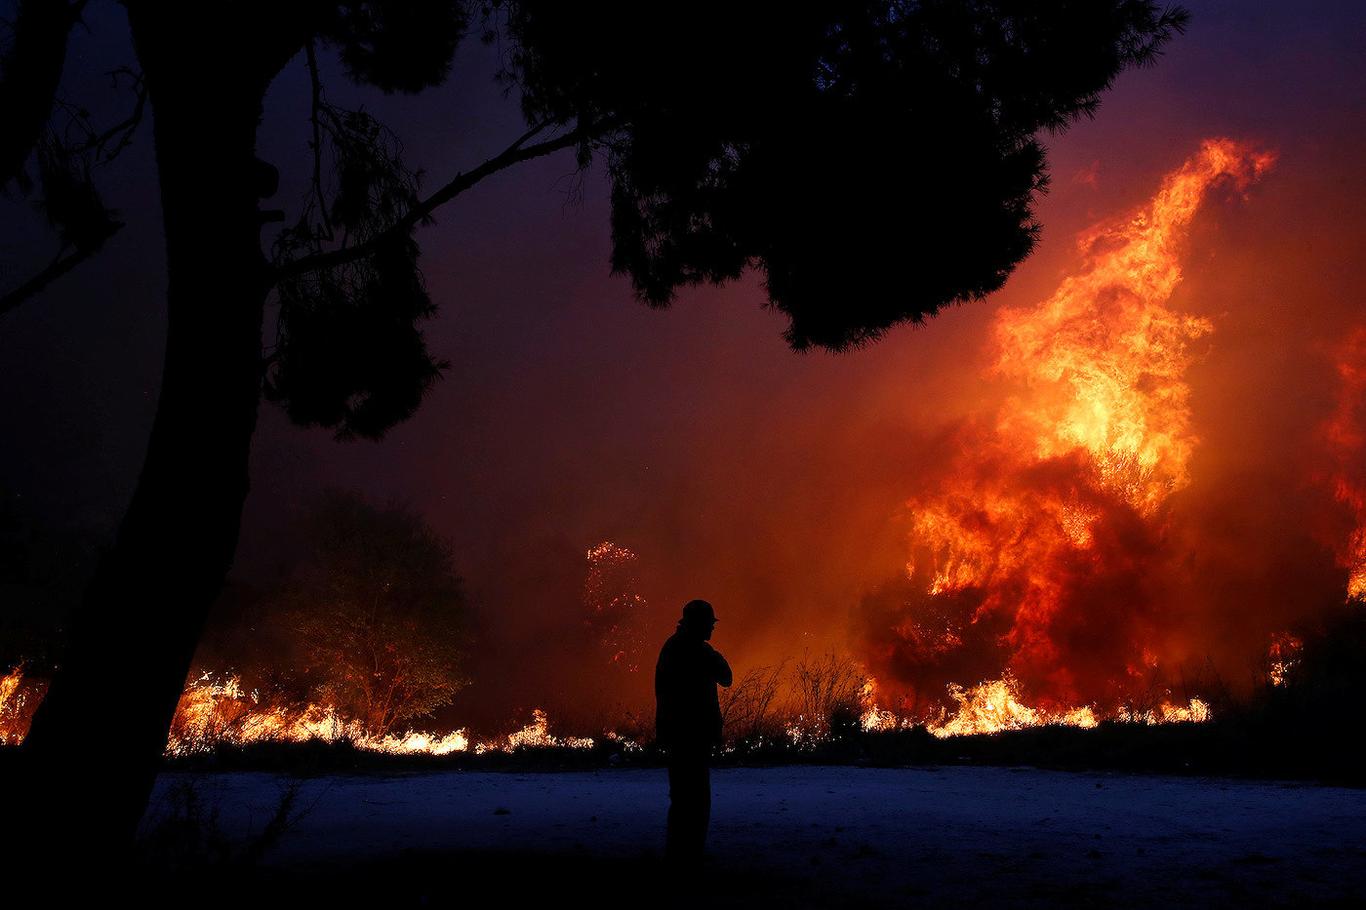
[860,141,1284,714]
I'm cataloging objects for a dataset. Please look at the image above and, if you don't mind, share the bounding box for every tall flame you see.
[1322,327,1366,600]
[889,139,1274,717]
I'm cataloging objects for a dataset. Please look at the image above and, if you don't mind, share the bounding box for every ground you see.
[144,765,1366,907]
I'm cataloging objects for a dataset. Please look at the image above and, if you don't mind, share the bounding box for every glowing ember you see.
[1267,632,1303,687]
[583,541,647,671]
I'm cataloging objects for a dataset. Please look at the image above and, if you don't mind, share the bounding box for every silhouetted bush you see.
[720,662,787,747]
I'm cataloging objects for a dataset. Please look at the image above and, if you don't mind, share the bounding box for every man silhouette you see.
[655,599,732,861]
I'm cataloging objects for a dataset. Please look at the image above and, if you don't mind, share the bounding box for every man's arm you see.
[707,645,733,687]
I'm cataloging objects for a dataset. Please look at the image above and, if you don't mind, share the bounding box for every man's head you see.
[680,599,718,640]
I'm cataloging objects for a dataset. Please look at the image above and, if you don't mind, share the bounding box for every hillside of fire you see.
[5,137,1366,768]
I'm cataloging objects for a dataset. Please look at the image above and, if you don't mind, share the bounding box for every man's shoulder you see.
[657,631,681,662]
[659,631,706,665]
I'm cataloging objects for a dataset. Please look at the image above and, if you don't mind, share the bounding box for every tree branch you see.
[0,0,87,187]
[0,220,123,318]
[304,42,332,237]
[273,117,613,283]
[61,67,147,165]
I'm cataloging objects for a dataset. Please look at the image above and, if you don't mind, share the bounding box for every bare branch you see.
[0,220,123,318]
[1,7,138,319]
[0,0,87,187]
[304,42,333,237]
[61,67,147,164]
[504,118,554,153]
[273,117,613,283]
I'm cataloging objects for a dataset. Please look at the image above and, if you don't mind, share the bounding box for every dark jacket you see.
[655,628,732,748]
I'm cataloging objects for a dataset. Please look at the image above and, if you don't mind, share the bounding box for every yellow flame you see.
[917,139,1275,599]
[1267,631,1303,688]
[0,664,46,746]
[992,140,1273,515]
[893,140,1271,726]
[163,673,600,758]
[926,677,1099,738]
[0,666,28,745]
[1116,698,1212,725]
[492,708,595,752]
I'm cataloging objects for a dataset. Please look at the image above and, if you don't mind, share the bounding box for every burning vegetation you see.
[163,673,609,758]
[6,139,1366,765]
[1322,327,1366,601]
[0,664,44,746]
[856,138,1359,730]
[583,541,648,673]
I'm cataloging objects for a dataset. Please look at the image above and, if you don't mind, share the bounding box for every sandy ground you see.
[147,765,1366,907]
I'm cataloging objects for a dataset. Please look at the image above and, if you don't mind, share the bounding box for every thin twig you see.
[304,42,332,237]
[61,68,146,164]
[0,0,90,186]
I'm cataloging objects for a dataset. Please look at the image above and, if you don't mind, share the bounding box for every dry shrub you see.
[792,651,869,738]
[720,661,786,745]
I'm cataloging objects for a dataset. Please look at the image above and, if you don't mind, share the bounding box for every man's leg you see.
[666,753,685,858]
[694,757,711,855]
[666,746,711,860]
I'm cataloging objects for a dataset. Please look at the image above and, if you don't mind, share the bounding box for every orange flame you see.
[892,139,1274,720]
[1321,327,1366,600]
[1267,631,1303,687]
[0,664,46,746]
[164,671,476,756]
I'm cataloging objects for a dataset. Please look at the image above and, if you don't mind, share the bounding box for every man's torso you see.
[655,632,724,747]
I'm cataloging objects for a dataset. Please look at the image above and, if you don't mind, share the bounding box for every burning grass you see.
[3,615,1349,782]
[162,672,629,760]
[8,633,1365,785]
[2,651,1219,770]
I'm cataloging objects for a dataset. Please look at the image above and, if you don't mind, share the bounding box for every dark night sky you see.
[3,1,1365,725]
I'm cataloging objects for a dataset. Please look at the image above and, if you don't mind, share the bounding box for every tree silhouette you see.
[283,490,468,737]
[500,1,1190,350]
[1,0,1188,856]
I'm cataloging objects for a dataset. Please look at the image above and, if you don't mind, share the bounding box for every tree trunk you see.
[10,6,301,863]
